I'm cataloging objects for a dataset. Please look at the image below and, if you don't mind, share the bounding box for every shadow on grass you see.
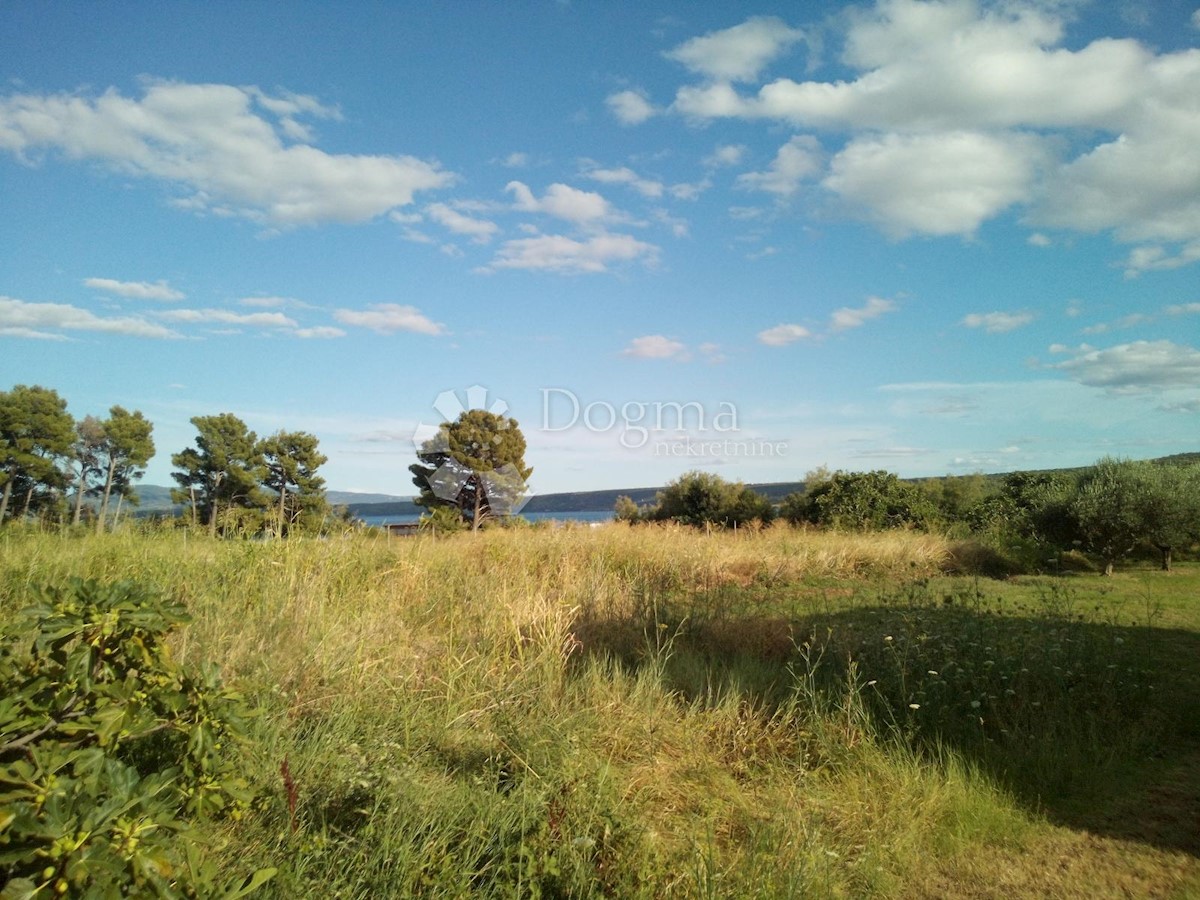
[572,577,1200,857]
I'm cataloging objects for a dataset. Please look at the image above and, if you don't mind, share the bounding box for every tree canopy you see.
[0,385,75,523]
[410,409,532,531]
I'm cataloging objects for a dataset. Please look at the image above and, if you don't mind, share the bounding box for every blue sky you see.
[2,0,1199,497]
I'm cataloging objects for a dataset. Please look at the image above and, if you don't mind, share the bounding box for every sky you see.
[2,0,1199,499]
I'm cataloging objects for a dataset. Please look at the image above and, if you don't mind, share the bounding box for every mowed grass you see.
[1,523,1197,898]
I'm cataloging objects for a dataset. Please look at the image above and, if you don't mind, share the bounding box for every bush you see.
[0,578,274,898]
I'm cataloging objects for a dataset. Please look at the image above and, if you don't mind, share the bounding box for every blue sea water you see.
[357,509,614,527]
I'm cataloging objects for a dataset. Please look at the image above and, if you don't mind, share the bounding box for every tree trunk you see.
[72,465,87,526]
[113,493,124,527]
[96,459,117,533]
[1103,559,1114,577]
[1159,545,1172,572]
[0,478,10,523]
[209,500,219,538]
[20,486,34,520]
[278,485,288,539]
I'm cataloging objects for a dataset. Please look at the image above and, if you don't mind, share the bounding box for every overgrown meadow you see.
[2,524,1198,898]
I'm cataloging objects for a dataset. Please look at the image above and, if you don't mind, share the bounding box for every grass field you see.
[2,523,1198,898]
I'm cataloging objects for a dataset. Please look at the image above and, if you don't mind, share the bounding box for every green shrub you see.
[0,578,274,898]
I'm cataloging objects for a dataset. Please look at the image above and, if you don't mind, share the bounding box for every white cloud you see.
[0,81,455,226]
[660,6,1200,257]
[1080,313,1148,335]
[238,295,302,308]
[1120,241,1200,278]
[481,232,659,275]
[1049,340,1200,392]
[84,277,184,301]
[332,303,445,335]
[500,151,529,167]
[665,16,804,83]
[506,181,613,225]
[830,296,897,331]
[1166,302,1200,315]
[582,165,663,199]
[621,334,689,360]
[0,295,179,338]
[425,202,498,243]
[293,326,346,339]
[704,144,747,168]
[825,131,1046,237]
[961,311,1035,333]
[758,323,811,346]
[156,308,298,328]
[737,135,822,197]
[1027,232,1052,247]
[605,89,658,125]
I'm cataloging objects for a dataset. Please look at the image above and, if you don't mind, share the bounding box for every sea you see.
[357,509,614,527]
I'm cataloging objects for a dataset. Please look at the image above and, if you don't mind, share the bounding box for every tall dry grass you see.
[2,523,1195,898]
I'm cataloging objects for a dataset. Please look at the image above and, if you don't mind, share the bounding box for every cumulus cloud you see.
[824,131,1047,237]
[621,334,689,360]
[605,89,658,125]
[961,310,1035,333]
[1049,340,1200,392]
[737,135,822,197]
[665,16,804,83]
[332,303,445,335]
[1120,241,1200,278]
[0,81,454,226]
[424,202,498,243]
[658,5,1200,255]
[830,296,897,331]
[506,181,614,225]
[581,165,663,199]
[0,296,179,339]
[84,277,184,301]
[480,232,659,275]
[758,323,811,346]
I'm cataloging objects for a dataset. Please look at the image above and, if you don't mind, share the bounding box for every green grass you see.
[1,523,1197,898]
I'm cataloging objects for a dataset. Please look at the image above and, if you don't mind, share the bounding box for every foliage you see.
[1137,461,1200,571]
[1070,459,1150,576]
[416,505,467,535]
[0,386,75,525]
[259,431,329,537]
[790,469,933,531]
[410,409,532,531]
[612,495,643,523]
[69,416,107,527]
[94,407,156,534]
[644,470,774,528]
[0,578,273,898]
[171,415,266,537]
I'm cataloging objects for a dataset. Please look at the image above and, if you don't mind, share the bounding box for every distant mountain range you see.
[123,452,1200,518]
[123,482,809,517]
